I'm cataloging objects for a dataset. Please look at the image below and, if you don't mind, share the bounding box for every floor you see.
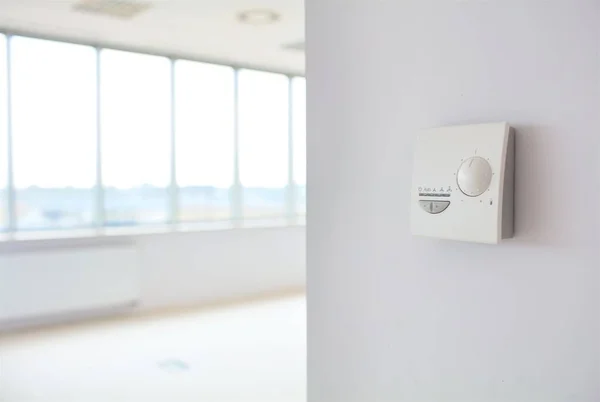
[0,295,306,402]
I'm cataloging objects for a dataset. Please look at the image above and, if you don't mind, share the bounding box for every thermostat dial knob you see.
[457,157,492,197]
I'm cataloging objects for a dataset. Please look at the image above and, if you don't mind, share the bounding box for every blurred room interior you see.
[0,1,306,401]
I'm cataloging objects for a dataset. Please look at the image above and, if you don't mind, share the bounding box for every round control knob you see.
[457,156,492,197]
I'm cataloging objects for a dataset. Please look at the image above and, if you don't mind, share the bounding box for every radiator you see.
[0,237,140,325]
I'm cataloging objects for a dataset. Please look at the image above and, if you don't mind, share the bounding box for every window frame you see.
[173,59,236,224]
[8,36,98,231]
[0,30,306,241]
[237,68,291,220]
[99,48,173,227]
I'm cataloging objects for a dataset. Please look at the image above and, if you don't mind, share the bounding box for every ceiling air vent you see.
[282,40,305,53]
[73,0,152,20]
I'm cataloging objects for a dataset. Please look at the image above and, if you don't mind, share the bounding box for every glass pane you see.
[292,77,306,216]
[100,49,171,227]
[238,69,289,219]
[175,61,234,222]
[10,37,96,231]
[0,35,7,231]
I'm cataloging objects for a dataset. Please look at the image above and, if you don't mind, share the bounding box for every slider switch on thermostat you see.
[419,200,450,214]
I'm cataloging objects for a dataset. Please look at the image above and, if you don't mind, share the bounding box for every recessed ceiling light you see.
[157,359,190,373]
[237,9,280,26]
[73,0,152,20]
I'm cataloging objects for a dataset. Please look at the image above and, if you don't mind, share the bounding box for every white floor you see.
[0,295,306,402]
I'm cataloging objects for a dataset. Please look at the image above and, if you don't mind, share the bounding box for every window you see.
[292,77,306,216]
[10,37,97,231]
[100,50,171,227]
[0,33,305,238]
[238,69,289,219]
[0,34,7,231]
[175,61,234,222]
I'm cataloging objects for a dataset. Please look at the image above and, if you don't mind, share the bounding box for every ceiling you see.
[0,0,305,75]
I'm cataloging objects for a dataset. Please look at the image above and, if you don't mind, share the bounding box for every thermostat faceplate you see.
[410,122,515,244]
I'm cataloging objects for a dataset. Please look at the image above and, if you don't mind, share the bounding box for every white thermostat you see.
[410,122,515,244]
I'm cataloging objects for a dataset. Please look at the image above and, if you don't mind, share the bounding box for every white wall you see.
[138,226,305,309]
[0,226,305,327]
[307,2,599,401]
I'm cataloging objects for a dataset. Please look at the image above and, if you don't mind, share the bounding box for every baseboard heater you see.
[0,237,140,331]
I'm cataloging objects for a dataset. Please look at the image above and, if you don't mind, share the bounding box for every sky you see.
[1,35,306,190]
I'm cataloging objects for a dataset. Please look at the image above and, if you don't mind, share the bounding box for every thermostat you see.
[410,122,515,244]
